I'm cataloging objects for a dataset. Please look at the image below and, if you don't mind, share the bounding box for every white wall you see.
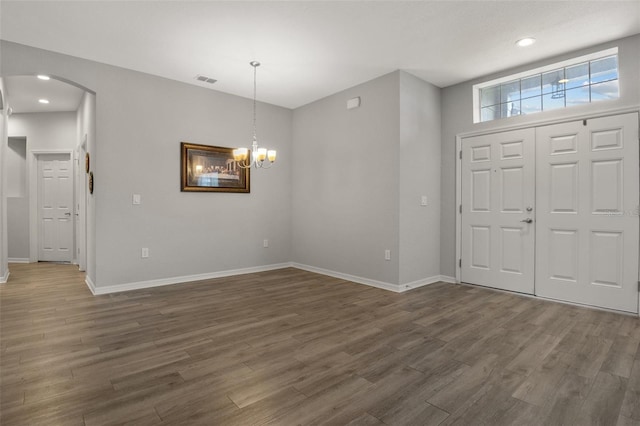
[399,72,442,285]
[440,34,640,278]
[1,41,292,290]
[0,78,8,282]
[7,112,77,261]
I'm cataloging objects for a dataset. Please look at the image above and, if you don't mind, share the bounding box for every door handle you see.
[64,212,71,216]
[520,218,533,223]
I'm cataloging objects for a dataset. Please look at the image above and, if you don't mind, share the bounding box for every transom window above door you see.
[473,48,619,123]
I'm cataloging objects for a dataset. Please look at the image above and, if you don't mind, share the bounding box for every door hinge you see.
[459,204,462,214]
[459,259,462,268]
[459,150,462,159]
[638,281,640,292]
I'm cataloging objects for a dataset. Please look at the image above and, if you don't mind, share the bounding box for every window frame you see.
[473,47,619,123]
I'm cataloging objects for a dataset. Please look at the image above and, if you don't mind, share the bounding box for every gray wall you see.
[399,72,441,285]
[76,91,96,274]
[291,72,401,284]
[2,41,292,289]
[0,78,7,281]
[292,71,442,287]
[440,34,640,278]
[8,112,77,260]
[7,137,28,259]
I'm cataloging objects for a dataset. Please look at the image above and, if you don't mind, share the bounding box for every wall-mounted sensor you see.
[347,97,361,110]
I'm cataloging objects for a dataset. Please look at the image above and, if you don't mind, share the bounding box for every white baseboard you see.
[399,275,456,291]
[0,269,9,284]
[8,258,30,263]
[291,263,401,292]
[90,263,292,295]
[439,275,457,284]
[85,275,97,295]
[291,263,457,293]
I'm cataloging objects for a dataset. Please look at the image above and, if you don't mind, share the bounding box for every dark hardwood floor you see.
[1,262,639,425]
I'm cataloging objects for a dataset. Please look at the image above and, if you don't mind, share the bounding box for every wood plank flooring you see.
[1,262,639,425]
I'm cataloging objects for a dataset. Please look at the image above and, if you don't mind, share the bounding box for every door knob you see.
[520,218,533,223]
[526,206,533,212]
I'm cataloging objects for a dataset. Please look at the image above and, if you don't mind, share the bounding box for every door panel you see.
[535,113,639,313]
[38,154,73,262]
[461,128,536,294]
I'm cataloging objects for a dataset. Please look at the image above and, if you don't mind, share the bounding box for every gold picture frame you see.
[180,142,250,193]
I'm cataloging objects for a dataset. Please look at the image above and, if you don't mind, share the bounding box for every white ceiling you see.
[1,1,639,109]
[4,76,85,113]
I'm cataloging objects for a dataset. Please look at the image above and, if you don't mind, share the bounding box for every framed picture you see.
[181,142,250,193]
[85,152,90,173]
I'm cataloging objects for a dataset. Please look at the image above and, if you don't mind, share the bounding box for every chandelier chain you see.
[252,63,257,143]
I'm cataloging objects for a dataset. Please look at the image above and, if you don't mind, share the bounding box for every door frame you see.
[455,106,640,315]
[29,149,75,262]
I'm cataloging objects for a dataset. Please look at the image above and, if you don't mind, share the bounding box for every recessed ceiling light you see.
[37,75,50,80]
[38,99,50,104]
[516,37,536,47]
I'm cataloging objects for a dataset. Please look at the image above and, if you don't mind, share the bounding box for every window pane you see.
[521,96,542,115]
[590,80,619,100]
[521,75,541,98]
[481,105,501,122]
[565,63,589,90]
[503,101,521,117]
[543,92,565,110]
[501,80,520,103]
[481,85,500,107]
[565,87,590,107]
[542,69,565,95]
[590,56,618,84]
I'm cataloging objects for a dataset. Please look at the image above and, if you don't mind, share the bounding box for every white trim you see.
[399,275,455,291]
[89,263,292,295]
[291,263,453,293]
[474,47,619,91]
[0,269,8,283]
[291,262,400,292]
[85,275,96,295]
[8,258,29,263]
[463,106,640,140]
[472,47,619,124]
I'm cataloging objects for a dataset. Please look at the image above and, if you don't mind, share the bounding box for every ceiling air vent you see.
[195,75,217,84]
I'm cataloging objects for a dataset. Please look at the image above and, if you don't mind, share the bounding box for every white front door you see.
[535,113,639,313]
[38,154,73,262]
[461,128,536,294]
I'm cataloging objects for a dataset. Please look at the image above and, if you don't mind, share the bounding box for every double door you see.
[460,113,639,313]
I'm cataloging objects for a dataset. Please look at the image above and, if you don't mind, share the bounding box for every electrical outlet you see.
[263,239,269,248]
[385,249,391,261]
[133,194,141,205]
[141,247,149,258]
[421,195,428,206]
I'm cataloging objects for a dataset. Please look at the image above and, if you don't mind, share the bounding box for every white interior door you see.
[535,113,639,313]
[461,128,536,294]
[38,153,73,262]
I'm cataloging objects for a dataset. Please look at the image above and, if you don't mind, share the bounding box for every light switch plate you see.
[133,194,141,205]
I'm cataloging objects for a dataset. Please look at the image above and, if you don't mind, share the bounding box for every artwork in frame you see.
[180,142,250,193]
